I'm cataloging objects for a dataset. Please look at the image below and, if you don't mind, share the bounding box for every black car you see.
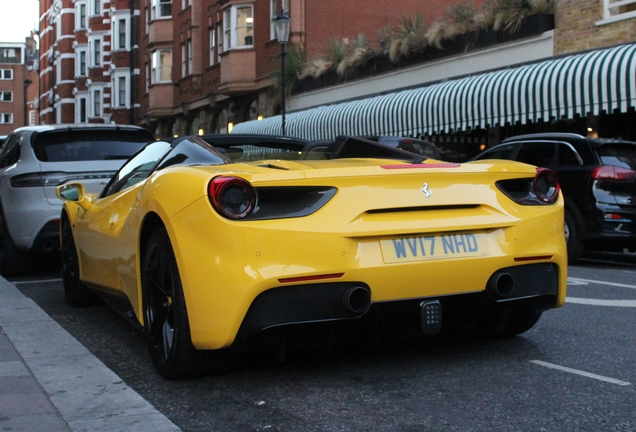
[471,132,636,263]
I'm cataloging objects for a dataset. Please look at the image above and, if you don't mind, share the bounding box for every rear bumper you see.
[233,263,559,346]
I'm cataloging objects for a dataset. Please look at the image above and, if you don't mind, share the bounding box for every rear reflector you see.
[278,273,344,284]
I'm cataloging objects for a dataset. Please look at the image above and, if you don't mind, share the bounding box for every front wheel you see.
[61,218,100,307]
[142,227,213,379]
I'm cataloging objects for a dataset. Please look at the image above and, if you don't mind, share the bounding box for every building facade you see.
[38,0,141,125]
[0,40,39,135]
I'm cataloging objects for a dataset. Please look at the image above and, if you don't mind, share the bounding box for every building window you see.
[270,0,289,40]
[93,89,102,117]
[0,69,12,80]
[181,0,191,9]
[223,5,253,50]
[29,110,36,125]
[76,49,87,76]
[93,38,102,66]
[217,24,223,62]
[77,2,87,29]
[188,38,193,73]
[151,49,172,83]
[116,76,127,107]
[605,0,636,19]
[0,113,12,124]
[76,95,87,122]
[151,0,171,19]
[181,42,186,76]
[93,0,101,15]
[209,27,215,66]
[118,19,127,49]
[0,92,13,102]
[0,49,18,63]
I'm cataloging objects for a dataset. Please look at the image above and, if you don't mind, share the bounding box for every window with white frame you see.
[181,0,191,9]
[76,2,87,29]
[0,113,13,124]
[209,27,216,66]
[0,92,12,102]
[217,25,223,62]
[113,17,129,50]
[270,0,289,40]
[92,38,102,66]
[76,48,87,76]
[76,94,88,122]
[188,38,193,73]
[605,0,636,19]
[181,42,186,76]
[29,109,36,125]
[151,49,172,83]
[93,0,101,15]
[151,0,171,19]
[113,74,128,108]
[93,89,102,117]
[223,5,254,50]
[0,69,12,80]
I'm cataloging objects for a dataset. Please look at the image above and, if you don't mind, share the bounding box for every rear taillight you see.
[533,168,560,204]
[591,165,636,182]
[208,176,256,219]
[496,168,560,205]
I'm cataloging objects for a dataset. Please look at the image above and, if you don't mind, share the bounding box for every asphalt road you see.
[9,254,636,431]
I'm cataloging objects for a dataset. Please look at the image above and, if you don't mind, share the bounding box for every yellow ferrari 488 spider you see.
[57,134,567,379]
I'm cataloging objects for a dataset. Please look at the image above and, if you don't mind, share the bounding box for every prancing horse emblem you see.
[420,183,432,199]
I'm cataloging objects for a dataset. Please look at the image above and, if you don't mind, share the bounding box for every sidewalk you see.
[0,277,181,431]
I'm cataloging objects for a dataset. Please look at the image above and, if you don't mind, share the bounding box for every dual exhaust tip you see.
[487,272,515,299]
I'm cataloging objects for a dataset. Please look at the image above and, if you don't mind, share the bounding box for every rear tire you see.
[565,209,584,264]
[142,227,213,379]
[0,218,32,277]
[61,218,100,307]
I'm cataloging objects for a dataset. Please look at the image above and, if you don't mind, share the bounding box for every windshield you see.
[597,145,636,170]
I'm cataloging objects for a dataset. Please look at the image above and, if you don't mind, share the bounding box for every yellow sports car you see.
[57,135,567,379]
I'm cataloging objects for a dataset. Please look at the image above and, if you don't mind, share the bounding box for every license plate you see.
[380,232,490,263]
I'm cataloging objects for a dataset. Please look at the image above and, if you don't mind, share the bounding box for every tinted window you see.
[32,130,152,162]
[597,145,636,170]
[0,135,20,168]
[558,143,582,166]
[516,142,557,167]
[155,137,228,170]
[477,143,517,160]
[102,141,172,196]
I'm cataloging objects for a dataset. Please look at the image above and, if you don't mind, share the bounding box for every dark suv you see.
[471,132,636,263]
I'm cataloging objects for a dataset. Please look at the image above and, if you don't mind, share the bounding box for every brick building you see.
[0,40,39,135]
[139,0,482,138]
[38,0,141,125]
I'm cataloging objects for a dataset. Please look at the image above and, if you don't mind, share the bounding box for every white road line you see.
[530,360,631,386]
[11,278,63,285]
[567,277,636,290]
[565,297,636,307]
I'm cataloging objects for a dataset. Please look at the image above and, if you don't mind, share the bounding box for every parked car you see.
[57,134,566,379]
[366,136,442,159]
[0,124,154,276]
[471,132,636,263]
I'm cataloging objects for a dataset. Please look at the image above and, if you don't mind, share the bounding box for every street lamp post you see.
[273,9,290,136]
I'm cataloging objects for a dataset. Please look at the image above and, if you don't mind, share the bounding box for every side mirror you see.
[56,183,92,210]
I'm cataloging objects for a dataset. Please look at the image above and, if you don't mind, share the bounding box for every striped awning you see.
[232,43,636,140]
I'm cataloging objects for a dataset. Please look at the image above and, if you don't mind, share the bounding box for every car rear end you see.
[2,126,152,253]
[590,141,636,249]
[165,158,567,350]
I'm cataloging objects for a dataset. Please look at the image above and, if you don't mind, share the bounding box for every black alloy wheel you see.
[142,227,212,379]
[61,218,100,307]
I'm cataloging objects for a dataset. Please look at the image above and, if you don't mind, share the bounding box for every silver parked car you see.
[0,124,154,276]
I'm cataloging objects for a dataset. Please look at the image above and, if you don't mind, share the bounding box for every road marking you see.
[530,360,631,386]
[567,277,636,290]
[566,297,636,307]
[11,278,63,285]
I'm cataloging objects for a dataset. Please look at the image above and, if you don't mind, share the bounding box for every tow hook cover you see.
[420,300,442,335]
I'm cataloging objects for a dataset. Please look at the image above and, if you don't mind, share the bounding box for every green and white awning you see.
[232,43,636,140]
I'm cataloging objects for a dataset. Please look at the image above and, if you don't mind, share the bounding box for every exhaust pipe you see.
[487,272,515,299]
[342,286,371,314]
[41,238,57,253]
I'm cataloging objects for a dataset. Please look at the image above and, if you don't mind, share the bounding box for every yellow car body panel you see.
[63,156,566,350]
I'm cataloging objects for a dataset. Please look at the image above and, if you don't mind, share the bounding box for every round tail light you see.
[533,168,560,204]
[208,176,256,219]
